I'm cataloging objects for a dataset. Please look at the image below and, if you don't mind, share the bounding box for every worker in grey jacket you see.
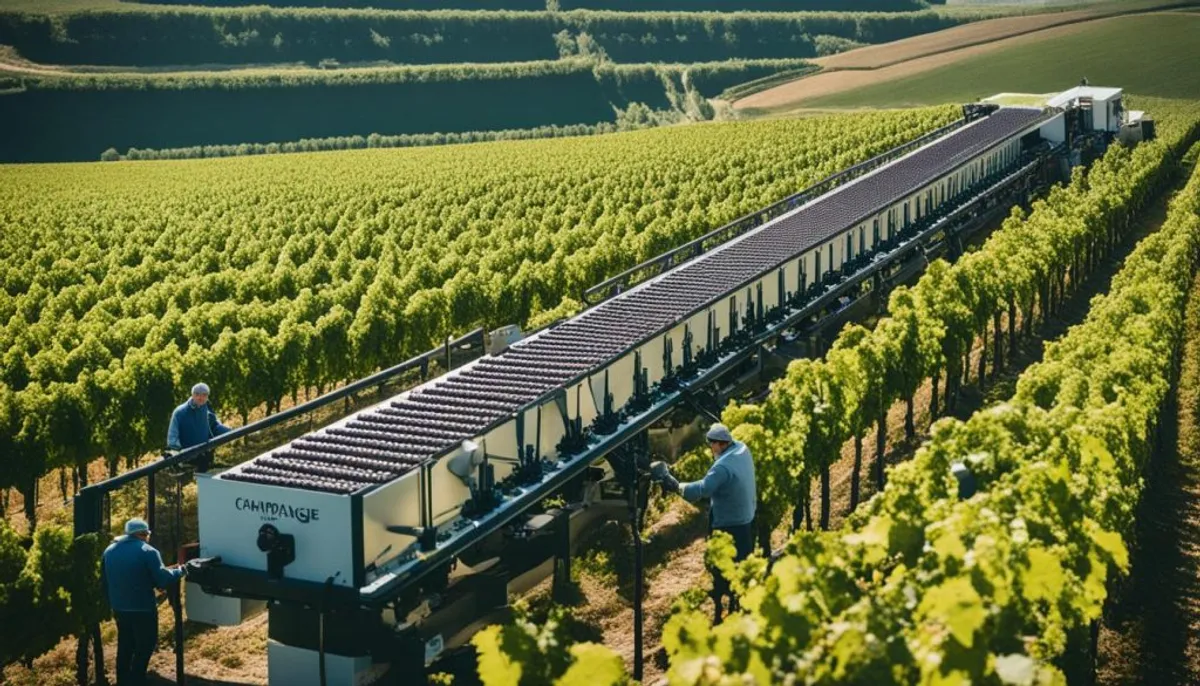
[101,518,186,686]
[651,423,756,621]
[166,382,231,472]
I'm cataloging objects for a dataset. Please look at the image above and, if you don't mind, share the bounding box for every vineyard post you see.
[74,487,103,686]
[146,471,156,539]
[67,327,486,685]
[167,581,185,685]
[626,437,646,682]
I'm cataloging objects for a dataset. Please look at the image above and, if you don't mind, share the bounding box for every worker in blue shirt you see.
[166,382,231,472]
[650,423,757,621]
[101,518,186,686]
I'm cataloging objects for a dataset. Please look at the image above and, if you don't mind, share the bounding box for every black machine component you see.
[963,102,1000,122]
[257,524,296,580]
[951,461,977,500]
[385,525,439,553]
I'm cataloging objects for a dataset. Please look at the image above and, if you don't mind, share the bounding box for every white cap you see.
[705,423,734,443]
[191,383,210,396]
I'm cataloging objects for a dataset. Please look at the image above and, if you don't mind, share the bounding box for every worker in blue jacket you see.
[650,423,757,621]
[166,382,231,472]
[101,518,186,686]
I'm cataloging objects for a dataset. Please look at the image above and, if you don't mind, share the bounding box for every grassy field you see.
[805,13,1200,107]
[810,0,1191,70]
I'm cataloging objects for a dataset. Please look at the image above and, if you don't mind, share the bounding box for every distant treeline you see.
[132,0,934,11]
[0,58,808,162]
[0,9,969,66]
[103,121,625,161]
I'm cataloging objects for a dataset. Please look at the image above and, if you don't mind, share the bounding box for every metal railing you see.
[71,327,485,686]
[582,118,968,305]
[74,326,485,534]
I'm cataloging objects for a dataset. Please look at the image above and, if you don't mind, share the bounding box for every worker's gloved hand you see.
[649,462,680,494]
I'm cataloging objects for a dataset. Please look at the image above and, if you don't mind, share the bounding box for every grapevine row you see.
[658,101,1200,683]
[0,107,958,526]
[0,520,105,668]
[723,97,1200,541]
[470,96,1200,683]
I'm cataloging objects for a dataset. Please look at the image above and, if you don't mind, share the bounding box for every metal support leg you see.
[91,623,106,686]
[167,581,186,685]
[75,634,88,686]
[175,471,184,558]
[628,453,644,683]
[551,509,572,603]
[146,473,157,536]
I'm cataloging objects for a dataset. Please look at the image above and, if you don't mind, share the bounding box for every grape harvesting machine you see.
[73,87,1138,686]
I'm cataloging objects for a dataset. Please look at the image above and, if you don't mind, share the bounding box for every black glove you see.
[650,461,680,494]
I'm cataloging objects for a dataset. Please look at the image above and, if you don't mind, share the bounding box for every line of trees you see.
[132,0,933,11]
[102,122,623,161]
[0,8,972,66]
[99,90,745,161]
[0,58,811,162]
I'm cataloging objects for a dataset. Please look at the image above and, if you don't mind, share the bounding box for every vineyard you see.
[473,99,1200,683]
[0,106,957,531]
[5,0,1200,676]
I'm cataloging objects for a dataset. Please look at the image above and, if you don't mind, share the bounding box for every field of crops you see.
[9,0,1200,681]
[804,12,1200,107]
[473,96,1200,685]
[132,0,933,10]
[0,106,956,527]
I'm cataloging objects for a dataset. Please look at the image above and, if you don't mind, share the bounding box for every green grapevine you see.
[473,96,1200,684]
[0,107,958,525]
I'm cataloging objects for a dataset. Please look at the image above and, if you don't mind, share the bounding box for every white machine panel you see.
[198,474,356,587]
[268,640,386,686]
[184,582,265,626]
[361,470,426,577]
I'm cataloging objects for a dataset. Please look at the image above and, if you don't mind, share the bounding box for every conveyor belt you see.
[222,107,1049,494]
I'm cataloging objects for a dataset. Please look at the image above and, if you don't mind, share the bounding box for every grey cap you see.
[705,423,734,443]
[191,382,210,396]
[124,518,150,536]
